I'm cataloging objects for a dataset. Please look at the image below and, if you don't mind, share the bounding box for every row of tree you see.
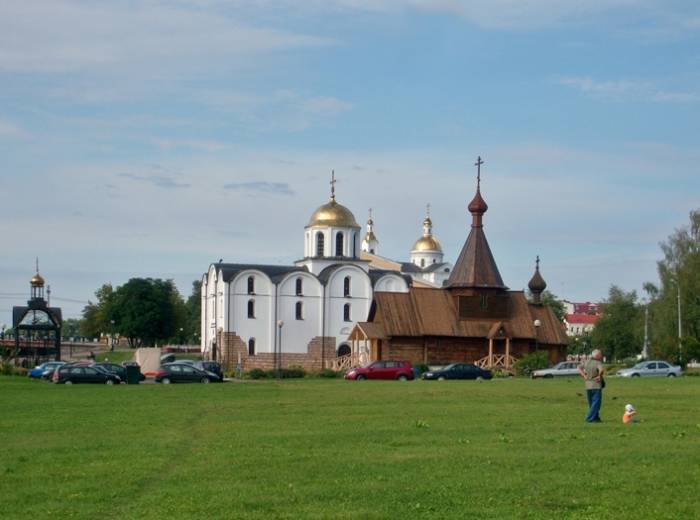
[77,278,201,348]
[563,210,700,364]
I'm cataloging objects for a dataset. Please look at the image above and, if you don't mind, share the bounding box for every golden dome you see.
[412,235,443,252]
[31,273,45,287]
[307,200,359,228]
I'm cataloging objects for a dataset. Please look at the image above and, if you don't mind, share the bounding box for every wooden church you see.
[348,158,569,371]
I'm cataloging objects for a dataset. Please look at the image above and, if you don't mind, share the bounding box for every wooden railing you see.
[475,354,517,371]
[330,351,369,372]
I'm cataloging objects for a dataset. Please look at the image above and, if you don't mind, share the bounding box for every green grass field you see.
[1,376,699,519]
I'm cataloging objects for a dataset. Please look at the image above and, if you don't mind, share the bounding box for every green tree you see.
[645,209,700,362]
[184,280,201,344]
[567,332,592,356]
[591,286,642,361]
[61,318,83,340]
[109,278,181,348]
[80,284,114,339]
[540,290,566,322]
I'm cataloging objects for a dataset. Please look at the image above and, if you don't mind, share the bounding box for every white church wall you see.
[202,266,220,354]
[230,270,274,354]
[373,274,410,293]
[325,265,372,352]
[200,274,208,353]
[277,272,323,353]
[410,251,443,268]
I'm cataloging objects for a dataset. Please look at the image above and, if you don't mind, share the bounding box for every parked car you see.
[345,360,414,381]
[94,362,146,382]
[423,363,493,381]
[28,361,65,379]
[155,363,221,384]
[198,361,223,379]
[51,361,92,383]
[171,360,224,381]
[617,361,682,378]
[54,364,122,385]
[532,361,581,379]
[40,362,68,380]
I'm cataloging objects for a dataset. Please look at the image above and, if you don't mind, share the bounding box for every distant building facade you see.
[562,300,603,336]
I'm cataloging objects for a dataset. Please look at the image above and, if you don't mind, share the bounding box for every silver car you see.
[617,360,682,378]
[532,361,581,379]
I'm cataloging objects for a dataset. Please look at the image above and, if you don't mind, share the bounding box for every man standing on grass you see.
[578,349,605,423]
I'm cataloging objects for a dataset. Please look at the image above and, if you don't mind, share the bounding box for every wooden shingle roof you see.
[370,288,567,345]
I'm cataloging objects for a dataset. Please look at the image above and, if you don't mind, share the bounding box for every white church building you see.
[200,177,439,371]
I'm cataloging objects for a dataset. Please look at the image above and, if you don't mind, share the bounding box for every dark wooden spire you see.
[447,157,506,290]
[528,255,547,304]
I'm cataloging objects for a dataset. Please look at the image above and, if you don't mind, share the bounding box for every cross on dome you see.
[475,156,484,188]
[330,170,336,201]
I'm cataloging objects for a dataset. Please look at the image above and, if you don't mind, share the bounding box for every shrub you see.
[247,368,268,380]
[266,367,306,379]
[491,369,513,378]
[0,364,28,376]
[316,368,341,378]
[513,352,549,376]
[412,364,430,376]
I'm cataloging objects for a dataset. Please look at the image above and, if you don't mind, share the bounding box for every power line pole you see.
[677,278,682,362]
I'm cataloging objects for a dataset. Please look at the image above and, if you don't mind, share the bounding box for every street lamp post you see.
[277,320,284,379]
[533,319,541,354]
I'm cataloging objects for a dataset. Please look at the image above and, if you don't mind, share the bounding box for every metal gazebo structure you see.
[11,264,62,362]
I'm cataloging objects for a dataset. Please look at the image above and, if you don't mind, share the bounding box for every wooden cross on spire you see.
[330,170,336,201]
[474,156,484,188]
[536,255,540,271]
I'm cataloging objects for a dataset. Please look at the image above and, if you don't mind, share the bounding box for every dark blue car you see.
[28,362,65,379]
[422,363,493,381]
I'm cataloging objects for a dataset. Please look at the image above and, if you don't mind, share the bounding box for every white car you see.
[617,360,682,378]
[532,361,581,379]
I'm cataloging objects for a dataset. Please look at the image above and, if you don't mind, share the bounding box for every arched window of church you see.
[248,338,256,356]
[247,299,255,319]
[343,276,351,297]
[316,232,325,257]
[335,232,344,256]
[343,303,351,322]
[352,234,356,258]
[420,258,425,268]
[247,276,255,294]
[295,278,303,296]
[295,301,303,320]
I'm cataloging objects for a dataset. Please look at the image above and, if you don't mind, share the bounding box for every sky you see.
[1,0,699,326]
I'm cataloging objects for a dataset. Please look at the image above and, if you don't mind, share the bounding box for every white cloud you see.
[0,119,26,138]
[232,0,648,29]
[0,1,333,74]
[555,76,699,103]
[151,138,228,152]
[196,89,354,131]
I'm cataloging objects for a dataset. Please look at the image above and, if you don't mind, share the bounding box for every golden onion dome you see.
[31,273,45,287]
[412,235,443,252]
[307,200,359,228]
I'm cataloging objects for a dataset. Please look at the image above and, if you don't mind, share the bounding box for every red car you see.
[345,360,414,381]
